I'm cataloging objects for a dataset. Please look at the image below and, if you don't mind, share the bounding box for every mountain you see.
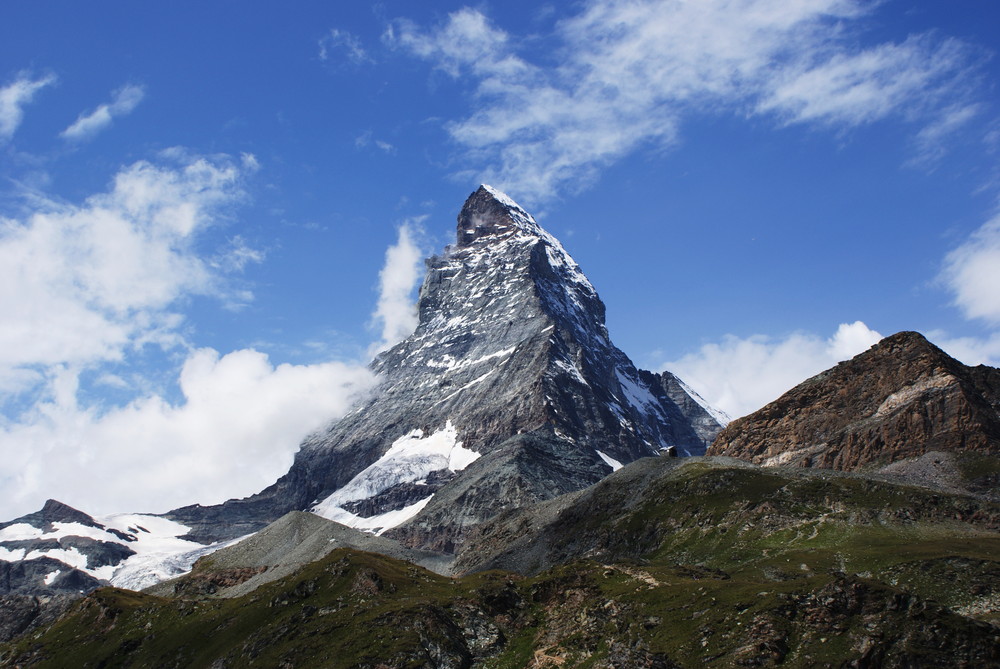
[707,331,1000,495]
[167,185,723,552]
[3,191,1000,665]
[0,499,222,596]
[0,499,227,642]
[143,511,453,600]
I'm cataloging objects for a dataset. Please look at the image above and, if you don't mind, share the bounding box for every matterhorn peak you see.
[164,186,725,553]
[456,184,545,247]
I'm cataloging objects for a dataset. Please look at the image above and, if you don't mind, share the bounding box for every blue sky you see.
[1,1,999,518]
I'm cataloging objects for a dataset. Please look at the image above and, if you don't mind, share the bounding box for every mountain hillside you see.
[6,457,998,668]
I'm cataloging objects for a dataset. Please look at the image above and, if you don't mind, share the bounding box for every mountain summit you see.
[708,330,1000,489]
[169,185,724,551]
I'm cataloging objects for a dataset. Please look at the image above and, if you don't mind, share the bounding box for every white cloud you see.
[0,147,392,520]
[0,348,377,518]
[665,321,883,419]
[369,220,425,355]
[319,28,372,65]
[0,152,252,386]
[61,84,145,141]
[758,36,970,127]
[389,1,982,204]
[942,213,1000,324]
[0,72,55,141]
[928,330,1000,368]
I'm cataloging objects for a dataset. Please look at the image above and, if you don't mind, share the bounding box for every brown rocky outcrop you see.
[707,331,1000,472]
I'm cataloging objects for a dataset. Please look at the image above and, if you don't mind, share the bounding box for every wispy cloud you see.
[61,84,145,141]
[388,1,985,205]
[319,28,372,65]
[369,219,425,356]
[0,72,56,141]
[355,130,397,154]
[665,321,883,418]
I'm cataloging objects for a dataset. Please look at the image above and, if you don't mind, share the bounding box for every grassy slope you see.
[3,461,999,668]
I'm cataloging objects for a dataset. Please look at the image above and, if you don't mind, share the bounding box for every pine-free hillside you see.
[4,456,998,668]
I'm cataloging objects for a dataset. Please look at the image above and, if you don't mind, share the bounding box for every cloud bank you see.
[0,150,379,519]
[1,349,376,518]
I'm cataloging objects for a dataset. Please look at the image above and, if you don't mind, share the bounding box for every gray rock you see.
[146,511,451,599]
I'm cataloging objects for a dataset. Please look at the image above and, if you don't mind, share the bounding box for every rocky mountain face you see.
[708,331,1000,486]
[168,185,723,552]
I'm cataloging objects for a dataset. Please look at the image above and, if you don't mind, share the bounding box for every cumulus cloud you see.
[665,321,884,419]
[388,1,982,204]
[0,151,254,388]
[0,72,55,141]
[942,213,1000,325]
[0,149,385,519]
[61,84,145,141]
[0,348,377,518]
[369,220,426,355]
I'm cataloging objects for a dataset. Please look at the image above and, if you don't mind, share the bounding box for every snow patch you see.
[0,524,44,542]
[615,369,663,418]
[0,546,26,561]
[553,358,588,386]
[109,536,245,591]
[439,369,497,404]
[481,184,524,211]
[25,546,91,573]
[596,450,624,471]
[318,495,434,537]
[43,569,61,585]
[0,511,232,591]
[673,375,732,426]
[312,421,479,532]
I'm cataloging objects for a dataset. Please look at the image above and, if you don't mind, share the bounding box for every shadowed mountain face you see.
[708,331,1000,484]
[167,186,723,551]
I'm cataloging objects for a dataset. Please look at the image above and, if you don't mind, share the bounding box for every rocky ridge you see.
[708,330,1000,490]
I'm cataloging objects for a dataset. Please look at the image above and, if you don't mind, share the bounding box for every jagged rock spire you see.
[456,185,543,247]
